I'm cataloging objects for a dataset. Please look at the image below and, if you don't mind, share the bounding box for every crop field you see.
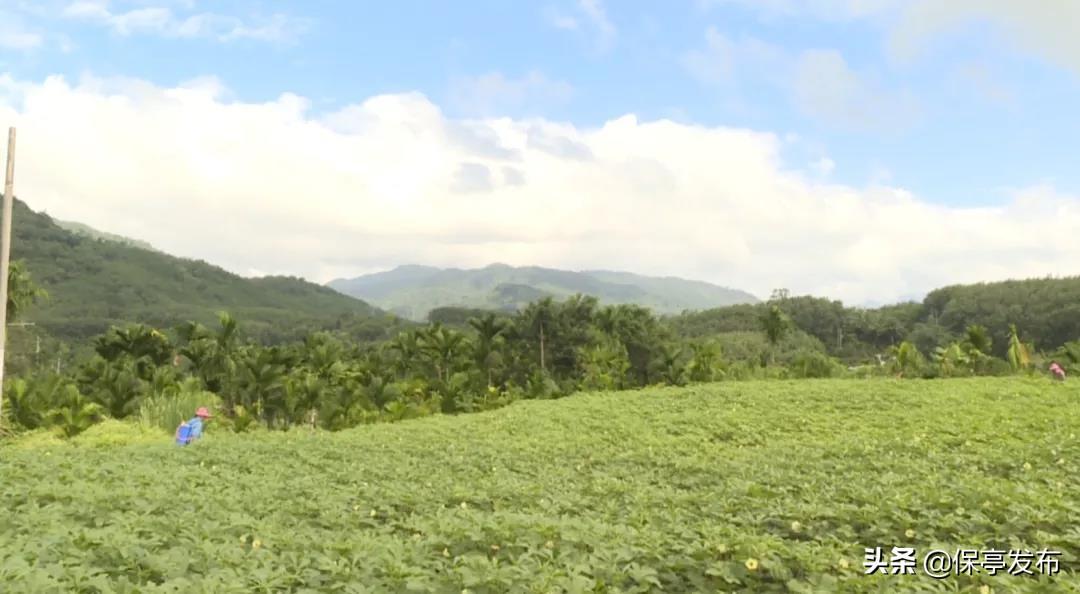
[2,378,1079,592]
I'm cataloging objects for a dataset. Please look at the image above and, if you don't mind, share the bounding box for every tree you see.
[759,305,791,364]
[890,341,924,378]
[468,313,508,388]
[520,298,556,373]
[686,340,723,383]
[6,260,47,321]
[419,324,467,384]
[963,324,992,357]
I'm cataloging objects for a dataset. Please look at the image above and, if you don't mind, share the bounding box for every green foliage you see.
[759,304,792,348]
[3,378,1079,591]
[6,260,48,321]
[138,378,220,434]
[9,198,402,347]
[1007,324,1033,373]
[789,350,842,379]
[889,341,924,377]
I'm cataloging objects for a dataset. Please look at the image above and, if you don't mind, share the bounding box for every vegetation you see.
[5,199,405,362]
[2,378,1077,591]
[1,199,1078,444]
[327,263,758,321]
[665,279,1080,366]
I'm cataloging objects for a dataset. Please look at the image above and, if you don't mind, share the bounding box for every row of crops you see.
[2,377,1078,591]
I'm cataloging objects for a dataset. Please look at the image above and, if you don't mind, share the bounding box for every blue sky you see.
[1,0,1079,303]
[5,0,1078,205]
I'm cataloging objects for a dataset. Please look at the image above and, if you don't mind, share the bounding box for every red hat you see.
[195,407,212,418]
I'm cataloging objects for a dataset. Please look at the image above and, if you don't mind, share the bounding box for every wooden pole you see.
[0,127,15,427]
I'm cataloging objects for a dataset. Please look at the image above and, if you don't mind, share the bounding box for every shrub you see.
[138,378,221,434]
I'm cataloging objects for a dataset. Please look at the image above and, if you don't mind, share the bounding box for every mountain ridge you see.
[9,199,401,346]
[327,263,760,321]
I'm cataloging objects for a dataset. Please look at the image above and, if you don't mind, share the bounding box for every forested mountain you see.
[327,263,759,321]
[8,199,403,345]
[51,219,158,252]
[665,278,1080,361]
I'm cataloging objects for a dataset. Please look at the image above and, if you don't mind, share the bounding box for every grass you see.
[2,377,1078,592]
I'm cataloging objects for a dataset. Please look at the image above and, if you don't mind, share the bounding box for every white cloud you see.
[704,0,1080,78]
[682,29,918,132]
[0,11,43,50]
[61,1,308,43]
[811,157,835,176]
[449,71,574,117]
[888,1,1080,76]
[682,27,788,87]
[548,0,616,52]
[792,49,920,131]
[1,73,1078,305]
[697,0,902,21]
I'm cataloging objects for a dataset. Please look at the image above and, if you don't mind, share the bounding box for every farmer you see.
[1049,362,1066,381]
[175,407,213,445]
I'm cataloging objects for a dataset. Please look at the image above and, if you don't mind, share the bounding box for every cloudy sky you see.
[0,0,1078,305]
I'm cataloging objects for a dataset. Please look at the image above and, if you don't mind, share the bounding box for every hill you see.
[327,263,759,321]
[3,378,1077,590]
[8,199,403,345]
[51,218,158,252]
[665,276,1080,362]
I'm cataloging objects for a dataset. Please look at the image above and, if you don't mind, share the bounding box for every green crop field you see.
[2,378,1079,592]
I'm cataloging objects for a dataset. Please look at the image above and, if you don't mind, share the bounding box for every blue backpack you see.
[175,421,194,445]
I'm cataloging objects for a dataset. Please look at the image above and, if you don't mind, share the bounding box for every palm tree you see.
[963,324,993,357]
[235,347,287,426]
[419,324,467,384]
[388,331,422,379]
[687,340,723,383]
[652,343,686,386]
[521,298,556,372]
[468,313,508,387]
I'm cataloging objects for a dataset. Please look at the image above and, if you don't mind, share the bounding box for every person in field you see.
[175,407,212,445]
[1049,362,1066,381]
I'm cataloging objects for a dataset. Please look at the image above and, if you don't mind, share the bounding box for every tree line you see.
[4,284,1077,439]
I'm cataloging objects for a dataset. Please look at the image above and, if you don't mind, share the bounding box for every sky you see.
[0,0,1079,305]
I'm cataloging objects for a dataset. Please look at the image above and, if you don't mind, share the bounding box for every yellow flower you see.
[545,540,555,549]
[460,502,468,509]
[1024,462,1032,471]
[979,586,991,594]
[839,559,850,569]
[790,521,802,533]
[442,548,450,557]
[370,509,377,517]
[745,558,759,571]
[716,544,728,554]
[905,529,916,539]
[252,539,262,549]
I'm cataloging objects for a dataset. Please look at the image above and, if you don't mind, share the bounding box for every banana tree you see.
[1007,324,1032,373]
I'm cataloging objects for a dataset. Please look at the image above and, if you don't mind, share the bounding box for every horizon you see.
[2,1,1078,305]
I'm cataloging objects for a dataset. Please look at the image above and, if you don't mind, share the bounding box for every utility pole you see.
[0,127,15,426]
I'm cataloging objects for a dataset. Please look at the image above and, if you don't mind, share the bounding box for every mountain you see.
[8,199,402,344]
[51,219,159,252]
[327,263,759,321]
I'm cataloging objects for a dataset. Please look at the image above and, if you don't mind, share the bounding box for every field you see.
[3,378,1079,592]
